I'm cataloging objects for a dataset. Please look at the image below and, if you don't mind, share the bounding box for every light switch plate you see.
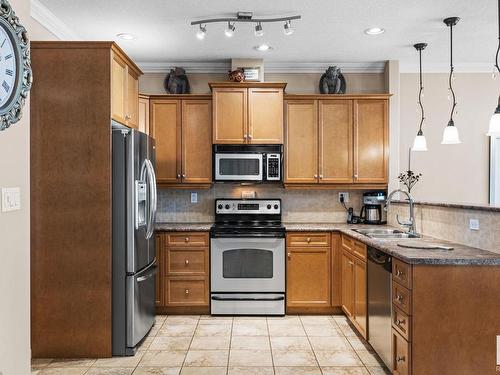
[190,192,198,204]
[1,187,21,212]
[469,218,479,231]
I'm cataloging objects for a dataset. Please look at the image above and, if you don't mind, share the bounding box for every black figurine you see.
[319,66,346,94]
[164,67,190,94]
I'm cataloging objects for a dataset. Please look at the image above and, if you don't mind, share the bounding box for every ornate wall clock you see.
[0,0,32,131]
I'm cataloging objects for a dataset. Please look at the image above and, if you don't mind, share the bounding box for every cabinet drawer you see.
[352,240,366,261]
[165,277,208,306]
[393,330,411,375]
[341,235,354,251]
[393,259,412,289]
[166,232,209,247]
[392,306,411,341]
[166,248,207,276]
[287,232,330,247]
[392,282,412,315]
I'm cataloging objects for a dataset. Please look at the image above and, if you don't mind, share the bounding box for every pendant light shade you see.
[442,17,461,145]
[442,121,462,144]
[412,43,428,151]
[488,0,500,135]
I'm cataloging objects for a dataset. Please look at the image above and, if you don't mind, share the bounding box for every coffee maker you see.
[360,191,387,224]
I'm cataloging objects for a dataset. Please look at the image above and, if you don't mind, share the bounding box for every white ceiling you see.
[35,0,498,72]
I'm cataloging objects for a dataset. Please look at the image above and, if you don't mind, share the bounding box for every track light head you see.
[196,24,206,40]
[284,20,294,35]
[255,22,264,37]
[225,22,236,37]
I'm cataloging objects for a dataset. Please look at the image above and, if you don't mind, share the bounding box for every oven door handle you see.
[211,296,285,302]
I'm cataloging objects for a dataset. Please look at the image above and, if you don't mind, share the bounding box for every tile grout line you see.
[298,315,324,374]
[226,316,234,375]
[180,315,201,372]
[265,316,276,375]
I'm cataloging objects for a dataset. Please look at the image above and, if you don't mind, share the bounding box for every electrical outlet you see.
[469,218,479,231]
[1,187,21,212]
[338,192,349,203]
[190,192,198,204]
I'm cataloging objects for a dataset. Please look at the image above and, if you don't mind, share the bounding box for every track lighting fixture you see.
[412,43,428,151]
[489,0,500,135]
[441,17,462,145]
[192,12,300,39]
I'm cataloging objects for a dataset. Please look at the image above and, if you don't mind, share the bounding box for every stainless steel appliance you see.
[360,191,387,224]
[112,124,158,356]
[213,144,282,183]
[367,247,393,370]
[210,199,285,315]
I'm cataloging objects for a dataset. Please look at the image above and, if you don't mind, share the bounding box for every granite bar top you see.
[155,222,500,265]
[285,223,500,266]
[390,199,500,213]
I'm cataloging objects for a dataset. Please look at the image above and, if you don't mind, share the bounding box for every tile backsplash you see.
[157,185,368,224]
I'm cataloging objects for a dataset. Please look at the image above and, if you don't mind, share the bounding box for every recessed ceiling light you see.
[116,33,136,40]
[364,27,385,35]
[254,44,272,52]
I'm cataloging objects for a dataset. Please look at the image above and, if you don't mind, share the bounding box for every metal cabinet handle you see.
[243,134,248,139]
[185,237,189,242]
[319,175,323,179]
[185,289,190,295]
[349,261,354,266]
[396,270,404,277]
[396,356,405,363]
[287,252,291,259]
[125,114,131,120]
[354,174,358,178]
[182,174,186,178]
[396,294,404,302]
[177,174,181,179]
[314,174,318,179]
[396,319,406,326]
[306,237,311,243]
[185,259,189,265]
[248,134,253,139]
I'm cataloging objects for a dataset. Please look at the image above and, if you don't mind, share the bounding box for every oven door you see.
[214,153,263,181]
[211,237,285,292]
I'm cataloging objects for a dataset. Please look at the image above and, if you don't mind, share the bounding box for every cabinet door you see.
[284,100,318,183]
[111,53,127,124]
[151,100,182,183]
[354,100,388,183]
[341,250,354,317]
[181,100,212,183]
[138,96,150,134]
[213,88,247,144]
[287,247,331,307]
[319,100,353,183]
[248,88,283,144]
[155,234,164,307]
[353,257,367,338]
[331,233,343,307]
[125,69,139,129]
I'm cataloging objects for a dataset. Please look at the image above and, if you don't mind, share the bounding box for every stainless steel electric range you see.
[210,199,285,315]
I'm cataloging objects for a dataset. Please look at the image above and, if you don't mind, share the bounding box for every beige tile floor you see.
[31,315,390,375]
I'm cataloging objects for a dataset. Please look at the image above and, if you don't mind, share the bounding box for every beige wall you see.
[399,73,496,204]
[139,72,385,95]
[0,1,58,373]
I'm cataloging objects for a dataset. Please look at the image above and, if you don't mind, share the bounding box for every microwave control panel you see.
[266,154,281,181]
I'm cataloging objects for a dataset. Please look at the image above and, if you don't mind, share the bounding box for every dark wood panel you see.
[31,43,113,358]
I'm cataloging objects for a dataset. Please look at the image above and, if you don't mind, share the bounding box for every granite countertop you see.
[155,222,500,266]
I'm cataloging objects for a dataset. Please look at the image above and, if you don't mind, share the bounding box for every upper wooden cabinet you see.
[284,95,389,187]
[210,82,286,144]
[150,96,212,187]
[111,50,142,129]
[138,94,150,135]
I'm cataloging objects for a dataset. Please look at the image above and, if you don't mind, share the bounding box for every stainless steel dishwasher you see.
[367,246,393,371]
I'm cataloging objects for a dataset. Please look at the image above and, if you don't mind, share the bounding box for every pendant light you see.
[412,43,428,151]
[442,17,462,144]
[488,0,500,135]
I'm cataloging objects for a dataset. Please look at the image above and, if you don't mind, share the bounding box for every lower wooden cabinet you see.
[156,231,209,313]
[155,233,164,307]
[341,234,367,338]
[393,330,411,375]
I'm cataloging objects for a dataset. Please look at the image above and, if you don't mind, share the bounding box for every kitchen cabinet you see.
[111,51,141,129]
[210,82,286,144]
[284,95,389,188]
[157,232,210,314]
[138,94,150,134]
[150,96,212,187]
[155,233,164,306]
[341,234,367,338]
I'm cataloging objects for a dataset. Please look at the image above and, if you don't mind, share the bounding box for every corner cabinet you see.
[284,95,389,188]
[111,50,142,129]
[210,82,286,144]
[150,95,212,188]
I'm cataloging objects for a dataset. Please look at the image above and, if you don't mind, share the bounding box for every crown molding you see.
[400,62,493,73]
[31,0,80,40]
[137,61,387,74]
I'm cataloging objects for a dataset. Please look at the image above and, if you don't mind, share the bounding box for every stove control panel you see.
[215,199,281,214]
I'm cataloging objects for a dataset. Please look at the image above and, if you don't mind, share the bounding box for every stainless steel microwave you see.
[213,144,283,183]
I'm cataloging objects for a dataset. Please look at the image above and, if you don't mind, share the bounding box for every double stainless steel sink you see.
[353,228,420,240]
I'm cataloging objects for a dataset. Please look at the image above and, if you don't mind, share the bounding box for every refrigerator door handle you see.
[145,159,156,239]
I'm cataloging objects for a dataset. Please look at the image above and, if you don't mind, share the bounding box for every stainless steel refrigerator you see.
[112,124,158,356]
